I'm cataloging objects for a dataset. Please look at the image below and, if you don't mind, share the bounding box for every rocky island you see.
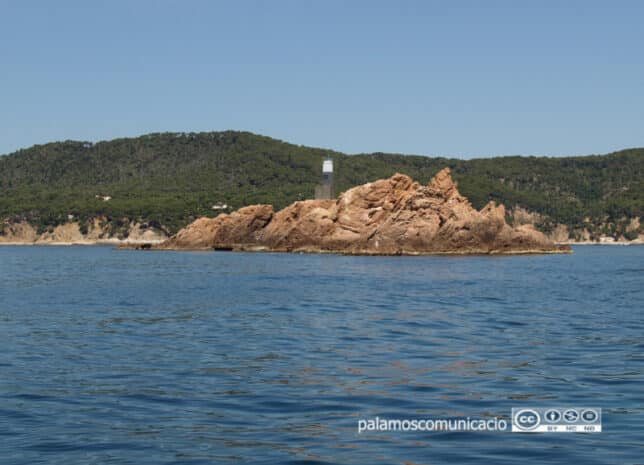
[148,168,569,255]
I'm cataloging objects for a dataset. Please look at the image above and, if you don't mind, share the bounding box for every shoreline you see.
[2,240,572,254]
[557,241,644,246]
[0,239,166,246]
[1,240,641,248]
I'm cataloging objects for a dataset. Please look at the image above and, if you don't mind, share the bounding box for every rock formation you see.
[0,217,167,245]
[154,168,569,255]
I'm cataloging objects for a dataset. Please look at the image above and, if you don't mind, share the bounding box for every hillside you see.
[1,131,642,241]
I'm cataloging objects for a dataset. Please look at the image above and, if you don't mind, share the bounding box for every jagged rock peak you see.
[428,167,459,199]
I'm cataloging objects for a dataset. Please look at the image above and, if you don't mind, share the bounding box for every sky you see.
[1,0,643,158]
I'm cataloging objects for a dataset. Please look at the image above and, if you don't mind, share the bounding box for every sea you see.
[0,245,642,464]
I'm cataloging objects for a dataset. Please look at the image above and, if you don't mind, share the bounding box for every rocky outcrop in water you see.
[155,168,569,255]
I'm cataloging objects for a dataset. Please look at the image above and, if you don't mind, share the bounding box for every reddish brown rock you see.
[155,168,570,255]
[158,204,274,250]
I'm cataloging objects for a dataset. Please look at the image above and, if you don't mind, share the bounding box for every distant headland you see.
[0,131,642,246]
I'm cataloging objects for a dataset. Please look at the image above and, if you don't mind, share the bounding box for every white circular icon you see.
[544,409,561,422]
[514,409,541,431]
[581,409,598,423]
[563,409,579,423]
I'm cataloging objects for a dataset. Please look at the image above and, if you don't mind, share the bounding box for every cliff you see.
[0,217,168,245]
[154,168,569,255]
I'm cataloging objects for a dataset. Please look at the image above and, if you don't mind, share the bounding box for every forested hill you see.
[0,131,642,240]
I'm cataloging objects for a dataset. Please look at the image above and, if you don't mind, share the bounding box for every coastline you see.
[0,239,166,246]
[2,239,641,248]
[121,243,573,255]
[1,239,572,254]
[557,241,644,246]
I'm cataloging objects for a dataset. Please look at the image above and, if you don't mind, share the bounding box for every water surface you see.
[0,245,643,464]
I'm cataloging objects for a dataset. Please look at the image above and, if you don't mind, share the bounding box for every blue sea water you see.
[0,245,642,464]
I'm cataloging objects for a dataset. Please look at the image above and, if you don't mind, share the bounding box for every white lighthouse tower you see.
[315,156,335,199]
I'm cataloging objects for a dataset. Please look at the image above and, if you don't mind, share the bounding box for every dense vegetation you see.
[1,131,642,239]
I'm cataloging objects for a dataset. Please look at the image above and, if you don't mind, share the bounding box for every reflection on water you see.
[0,245,643,464]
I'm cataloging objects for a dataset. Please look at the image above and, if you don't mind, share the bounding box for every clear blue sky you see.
[2,1,643,158]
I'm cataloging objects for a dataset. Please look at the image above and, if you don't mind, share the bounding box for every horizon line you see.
[1,129,641,161]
